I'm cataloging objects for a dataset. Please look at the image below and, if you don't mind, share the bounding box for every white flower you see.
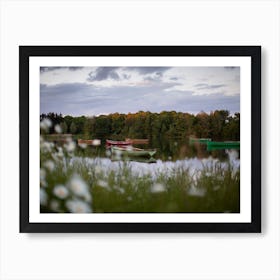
[188,185,206,197]
[119,188,125,194]
[40,179,47,188]
[92,139,101,146]
[40,188,48,206]
[213,185,221,191]
[97,179,109,189]
[69,175,90,198]
[41,141,53,153]
[150,183,165,193]
[40,168,46,183]
[78,143,87,149]
[66,199,92,213]
[217,175,224,181]
[50,199,60,212]
[54,124,62,134]
[205,172,211,177]
[64,141,76,152]
[94,166,102,175]
[56,147,64,158]
[53,184,69,199]
[115,186,125,194]
[105,149,111,157]
[43,160,55,171]
[40,118,52,131]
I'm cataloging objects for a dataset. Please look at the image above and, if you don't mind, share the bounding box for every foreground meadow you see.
[40,129,240,213]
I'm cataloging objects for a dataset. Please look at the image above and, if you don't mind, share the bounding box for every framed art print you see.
[19,46,261,233]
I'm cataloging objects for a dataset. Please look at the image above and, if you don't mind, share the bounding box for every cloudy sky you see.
[40,66,240,116]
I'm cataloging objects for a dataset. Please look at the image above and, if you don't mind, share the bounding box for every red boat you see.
[106,139,133,147]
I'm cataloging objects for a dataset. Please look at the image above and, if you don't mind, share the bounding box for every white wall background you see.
[0,0,279,279]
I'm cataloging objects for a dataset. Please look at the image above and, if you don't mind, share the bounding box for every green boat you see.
[207,141,240,151]
[111,146,157,158]
[189,137,212,144]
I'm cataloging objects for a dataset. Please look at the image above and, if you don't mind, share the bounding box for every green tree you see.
[70,122,77,134]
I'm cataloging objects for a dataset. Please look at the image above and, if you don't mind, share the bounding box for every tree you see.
[60,122,68,134]
[70,122,77,134]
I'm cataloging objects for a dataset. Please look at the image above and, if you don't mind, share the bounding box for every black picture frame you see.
[20,46,261,233]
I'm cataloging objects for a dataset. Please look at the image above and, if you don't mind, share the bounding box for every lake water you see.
[76,137,240,163]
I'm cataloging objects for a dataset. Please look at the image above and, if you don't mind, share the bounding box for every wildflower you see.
[66,199,92,213]
[40,118,52,131]
[43,160,55,172]
[40,179,47,188]
[119,188,125,194]
[40,168,46,181]
[64,141,76,152]
[150,183,165,193]
[54,124,62,134]
[41,141,53,153]
[97,180,109,189]
[53,184,69,199]
[188,185,206,197]
[217,175,224,181]
[78,143,87,149]
[40,188,48,206]
[94,166,102,175]
[50,199,60,212]
[205,172,211,177]
[115,186,125,194]
[213,185,221,191]
[52,153,58,162]
[69,175,90,198]
[92,139,101,146]
[105,150,111,157]
[57,147,64,158]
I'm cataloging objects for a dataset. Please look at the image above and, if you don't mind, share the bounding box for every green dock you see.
[207,141,240,151]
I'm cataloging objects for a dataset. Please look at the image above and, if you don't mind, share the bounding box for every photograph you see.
[39,65,241,214]
[20,46,260,232]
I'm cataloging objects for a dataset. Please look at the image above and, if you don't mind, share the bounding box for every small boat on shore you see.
[111,146,157,158]
[207,141,240,150]
[106,139,133,147]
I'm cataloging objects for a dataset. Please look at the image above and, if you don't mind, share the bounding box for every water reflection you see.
[76,137,240,163]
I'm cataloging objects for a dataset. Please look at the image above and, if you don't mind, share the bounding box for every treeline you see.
[40,110,240,141]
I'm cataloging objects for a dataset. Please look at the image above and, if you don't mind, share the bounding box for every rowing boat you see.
[106,139,133,147]
[111,146,156,157]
